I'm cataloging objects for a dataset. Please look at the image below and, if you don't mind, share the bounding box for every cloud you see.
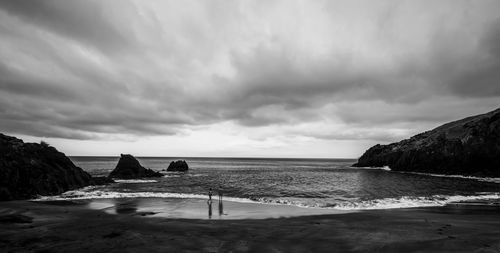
[0,0,499,156]
[444,19,500,97]
[0,0,138,53]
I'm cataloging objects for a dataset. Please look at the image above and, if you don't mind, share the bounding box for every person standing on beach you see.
[208,188,213,218]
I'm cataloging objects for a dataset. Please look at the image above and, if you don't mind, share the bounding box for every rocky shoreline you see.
[0,133,112,201]
[353,108,500,177]
[0,134,103,201]
[0,133,194,201]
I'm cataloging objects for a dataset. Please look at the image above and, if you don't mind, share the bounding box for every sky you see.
[1,0,499,158]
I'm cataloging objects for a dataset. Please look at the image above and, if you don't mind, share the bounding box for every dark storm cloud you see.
[0,0,499,145]
[0,0,136,52]
[214,6,500,128]
[0,62,78,101]
[446,19,500,97]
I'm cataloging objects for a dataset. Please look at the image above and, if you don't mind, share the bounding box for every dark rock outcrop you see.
[167,160,189,172]
[0,133,94,201]
[108,154,163,179]
[353,108,500,177]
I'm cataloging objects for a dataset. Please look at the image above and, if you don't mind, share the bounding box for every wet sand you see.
[1,199,500,252]
[66,197,351,219]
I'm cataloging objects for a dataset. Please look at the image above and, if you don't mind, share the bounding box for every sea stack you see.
[167,160,189,172]
[109,154,163,179]
[0,133,93,201]
[353,108,500,177]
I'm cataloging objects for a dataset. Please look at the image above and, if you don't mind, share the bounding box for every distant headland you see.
[353,107,500,177]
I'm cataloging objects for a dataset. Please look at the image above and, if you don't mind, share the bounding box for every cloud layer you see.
[1,0,499,156]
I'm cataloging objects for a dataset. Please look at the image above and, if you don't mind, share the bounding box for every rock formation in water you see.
[353,108,500,177]
[0,133,98,201]
[166,160,189,172]
[108,154,163,179]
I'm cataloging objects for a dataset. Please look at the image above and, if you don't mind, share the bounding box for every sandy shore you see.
[1,199,500,252]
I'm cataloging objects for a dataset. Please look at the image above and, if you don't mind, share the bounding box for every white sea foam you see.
[35,188,500,211]
[325,193,500,210]
[352,166,500,183]
[396,171,500,184]
[113,179,158,183]
[380,166,391,171]
[36,189,259,204]
[349,166,391,171]
[256,193,500,210]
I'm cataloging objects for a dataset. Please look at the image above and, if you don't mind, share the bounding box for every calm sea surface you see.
[53,157,500,210]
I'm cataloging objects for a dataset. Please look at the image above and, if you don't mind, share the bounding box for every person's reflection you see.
[208,199,213,218]
[218,189,224,215]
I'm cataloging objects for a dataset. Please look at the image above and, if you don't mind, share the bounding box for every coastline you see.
[36,197,352,220]
[2,199,500,252]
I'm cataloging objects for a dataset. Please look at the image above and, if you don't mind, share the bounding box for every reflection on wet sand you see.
[82,197,346,220]
[114,199,138,214]
[208,199,212,219]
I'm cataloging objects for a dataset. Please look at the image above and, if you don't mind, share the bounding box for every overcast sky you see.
[1,0,499,157]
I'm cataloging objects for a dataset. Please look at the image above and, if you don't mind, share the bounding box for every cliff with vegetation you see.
[0,133,95,201]
[353,108,500,177]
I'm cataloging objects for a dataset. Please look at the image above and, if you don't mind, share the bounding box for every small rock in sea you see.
[167,160,189,172]
[108,154,163,179]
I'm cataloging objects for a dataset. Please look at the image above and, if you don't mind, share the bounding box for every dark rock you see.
[353,108,500,177]
[108,154,162,179]
[0,133,93,201]
[167,160,189,172]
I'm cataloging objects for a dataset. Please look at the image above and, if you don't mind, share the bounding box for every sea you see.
[42,157,500,210]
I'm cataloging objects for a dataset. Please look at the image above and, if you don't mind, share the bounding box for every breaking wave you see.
[352,166,500,184]
[36,187,259,204]
[35,187,500,210]
[113,179,158,183]
[400,171,500,184]
[323,193,500,210]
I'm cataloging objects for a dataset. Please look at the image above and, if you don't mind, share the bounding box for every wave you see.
[35,188,500,211]
[113,179,158,183]
[380,166,391,171]
[350,166,391,171]
[397,171,500,184]
[257,193,500,210]
[352,166,500,183]
[35,188,259,204]
[163,175,180,178]
[325,193,500,210]
[162,174,206,178]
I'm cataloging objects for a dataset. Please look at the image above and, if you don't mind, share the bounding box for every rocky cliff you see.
[108,154,163,179]
[353,108,500,177]
[0,133,94,201]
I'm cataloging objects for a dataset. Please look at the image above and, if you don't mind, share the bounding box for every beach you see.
[1,198,500,252]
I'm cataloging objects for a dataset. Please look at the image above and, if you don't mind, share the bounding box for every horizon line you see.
[69,155,358,160]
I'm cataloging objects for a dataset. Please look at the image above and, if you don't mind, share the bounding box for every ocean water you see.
[44,157,500,210]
